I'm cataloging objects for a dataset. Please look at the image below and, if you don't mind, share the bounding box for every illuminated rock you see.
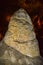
[4,8,40,57]
[0,8,43,65]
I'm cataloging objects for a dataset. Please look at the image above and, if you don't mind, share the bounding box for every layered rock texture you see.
[0,8,43,65]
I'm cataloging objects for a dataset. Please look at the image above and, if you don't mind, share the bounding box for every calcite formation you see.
[0,8,43,65]
[4,8,40,57]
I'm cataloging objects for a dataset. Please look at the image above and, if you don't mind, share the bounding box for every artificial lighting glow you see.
[6,15,11,22]
[37,18,41,27]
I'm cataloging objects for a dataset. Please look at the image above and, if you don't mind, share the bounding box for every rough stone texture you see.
[0,41,43,65]
[0,8,43,65]
[4,8,40,57]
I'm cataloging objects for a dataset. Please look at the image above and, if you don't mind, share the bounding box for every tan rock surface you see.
[4,8,40,57]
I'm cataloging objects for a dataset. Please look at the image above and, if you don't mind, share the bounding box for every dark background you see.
[0,0,43,57]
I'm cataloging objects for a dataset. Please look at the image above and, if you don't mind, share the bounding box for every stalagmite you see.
[0,8,43,65]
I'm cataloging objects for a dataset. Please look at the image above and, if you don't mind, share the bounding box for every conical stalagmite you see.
[0,8,43,65]
[4,8,40,57]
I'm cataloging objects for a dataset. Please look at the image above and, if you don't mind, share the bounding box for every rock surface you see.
[4,8,40,57]
[0,41,43,65]
[0,8,43,65]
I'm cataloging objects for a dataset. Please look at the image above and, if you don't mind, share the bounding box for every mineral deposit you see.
[0,8,43,65]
